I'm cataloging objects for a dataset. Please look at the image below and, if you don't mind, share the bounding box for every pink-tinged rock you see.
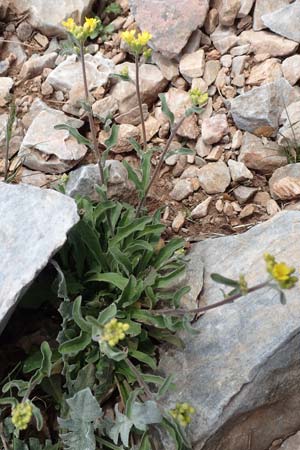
[165,88,200,140]
[202,114,228,145]
[269,164,300,200]
[198,161,231,194]
[129,0,209,58]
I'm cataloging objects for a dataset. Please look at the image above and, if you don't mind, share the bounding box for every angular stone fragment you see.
[19,52,57,81]
[253,0,290,31]
[198,161,231,194]
[240,30,298,57]
[238,132,287,173]
[230,78,296,137]
[0,77,13,107]
[0,182,78,333]
[219,0,241,26]
[246,58,282,86]
[269,164,300,200]
[191,197,212,218]
[278,432,300,450]
[110,63,167,114]
[65,161,135,202]
[179,49,205,80]
[165,88,200,140]
[202,114,228,145]
[99,124,140,154]
[160,211,300,450]
[228,159,253,182]
[19,108,87,174]
[47,54,114,92]
[282,55,300,86]
[262,2,300,43]
[170,179,194,201]
[13,0,95,36]
[129,0,209,58]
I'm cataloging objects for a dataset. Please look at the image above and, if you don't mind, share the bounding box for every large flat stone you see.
[160,211,300,450]
[12,0,95,36]
[262,2,300,43]
[0,182,78,333]
[129,0,209,58]
[229,78,296,136]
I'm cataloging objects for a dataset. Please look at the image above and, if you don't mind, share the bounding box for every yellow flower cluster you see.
[264,253,298,289]
[11,401,33,430]
[121,30,152,55]
[170,403,195,427]
[189,88,209,107]
[102,318,129,347]
[62,17,100,42]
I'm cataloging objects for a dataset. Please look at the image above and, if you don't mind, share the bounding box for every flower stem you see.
[125,357,153,399]
[153,281,270,316]
[80,43,105,186]
[135,54,147,151]
[136,114,186,216]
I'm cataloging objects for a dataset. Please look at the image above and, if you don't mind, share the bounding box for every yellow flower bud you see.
[102,319,129,347]
[11,401,33,431]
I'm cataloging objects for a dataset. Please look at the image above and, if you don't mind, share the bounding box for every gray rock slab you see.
[47,54,114,93]
[0,182,79,333]
[262,2,300,43]
[160,211,300,450]
[229,78,296,136]
[13,0,95,36]
[65,161,135,202]
[129,0,209,58]
[19,108,87,174]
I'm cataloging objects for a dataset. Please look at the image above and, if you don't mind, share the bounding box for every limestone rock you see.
[198,161,231,194]
[99,124,140,154]
[0,113,24,160]
[253,0,290,31]
[269,164,300,201]
[116,104,149,126]
[233,185,257,203]
[160,211,300,450]
[211,26,239,55]
[230,78,296,137]
[279,432,300,450]
[179,49,205,80]
[65,161,134,201]
[19,108,87,174]
[202,114,228,145]
[92,96,119,122]
[19,52,57,81]
[191,197,212,218]
[172,210,186,232]
[262,2,300,43]
[0,182,78,333]
[170,179,195,201]
[237,0,254,18]
[152,53,179,81]
[13,0,95,36]
[278,101,300,146]
[239,132,287,173]
[282,56,300,86]
[228,159,253,182]
[110,63,167,114]
[0,77,13,107]
[203,60,221,86]
[240,30,298,57]
[246,58,282,86]
[47,54,114,93]
[129,0,209,58]
[219,0,241,26]
[165,88,200,140]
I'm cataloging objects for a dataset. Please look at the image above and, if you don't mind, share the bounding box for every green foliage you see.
[104,2,122,16]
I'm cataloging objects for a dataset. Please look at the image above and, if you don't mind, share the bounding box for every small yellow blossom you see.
[170,403,195,427]
[120,65,129,78]
[11,401,33,431]
[121,30,152,55]
[102,318,130,347]
[264,253,298,289]
[239,274,248,295]
[189,88,208,107]
[62,16,100,42]
[62,17,77,34]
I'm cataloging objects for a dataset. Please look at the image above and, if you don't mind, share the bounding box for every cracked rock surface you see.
[160,211,300,450]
